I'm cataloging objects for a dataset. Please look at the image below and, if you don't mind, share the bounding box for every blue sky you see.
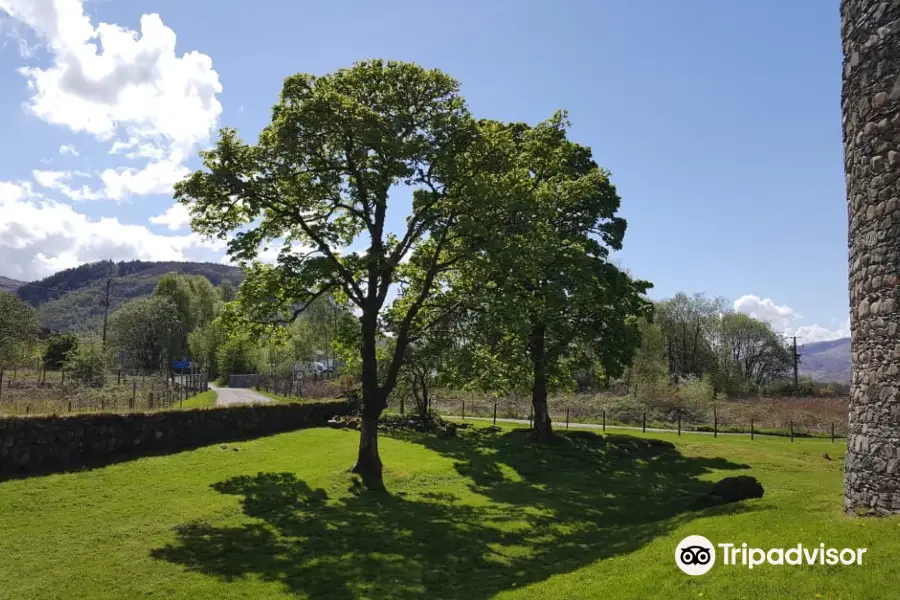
[0,0,847,342]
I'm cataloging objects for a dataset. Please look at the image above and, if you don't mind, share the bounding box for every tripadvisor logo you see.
[675,535,867,576]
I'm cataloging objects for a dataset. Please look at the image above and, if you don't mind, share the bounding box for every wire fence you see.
[0,368,210,416]
[238,372,353,401]
[387,391,850,441]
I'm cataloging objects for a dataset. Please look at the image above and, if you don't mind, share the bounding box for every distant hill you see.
[17,260,244,333]
[0,276,24,293]
[799,337,850,384]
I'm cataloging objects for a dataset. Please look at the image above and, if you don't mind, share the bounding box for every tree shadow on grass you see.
[153,428,760,599]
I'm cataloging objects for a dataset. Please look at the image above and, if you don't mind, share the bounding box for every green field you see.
[0,422,895,599]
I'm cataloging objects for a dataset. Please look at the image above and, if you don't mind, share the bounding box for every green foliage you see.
[628,318,669,403]
[675,374,715,407]
[188,321,227,377]
[216,334,258,382]
[43,333,79,370]
[0,291,40,367]
[430,114,651,425]
[108,296,181,372]
[711,312,793,393]
[175,59,481,434]
[217,280,237,302]
[655,293,728,381]
[64,342,109,387]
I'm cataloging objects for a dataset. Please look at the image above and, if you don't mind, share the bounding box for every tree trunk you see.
[532,366,552,442]
[843,0,900,515]
[529,326,553,443]
[350,312,385,490]
[352,408,384,489]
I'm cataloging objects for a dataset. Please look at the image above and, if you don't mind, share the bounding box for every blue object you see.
[172,360,192,370]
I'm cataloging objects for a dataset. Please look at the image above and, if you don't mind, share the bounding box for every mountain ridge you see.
[15,260,243,333]
[798,337,850,384]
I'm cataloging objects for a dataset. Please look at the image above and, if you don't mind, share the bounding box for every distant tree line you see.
[626,292,806,400]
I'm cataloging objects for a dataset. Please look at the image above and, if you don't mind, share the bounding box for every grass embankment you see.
[0,423,893,599]
[178,390,218,409]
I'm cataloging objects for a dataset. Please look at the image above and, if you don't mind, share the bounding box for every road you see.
[209,383,272,407]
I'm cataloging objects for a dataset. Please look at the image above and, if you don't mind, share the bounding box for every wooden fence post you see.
[493,402,497,426]
[130,382,136,410]
[714,406,718,439]
[566,407,570,430]
[831,422,835,443]
[678,413,681,436]
[790,420,794,443]
[462,400,465,420]
[642,412,646,433]
[751,419,755,440]
[602,409,606,432]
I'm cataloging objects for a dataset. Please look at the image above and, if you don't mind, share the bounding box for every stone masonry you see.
[0,400,351,480]
[843,0,900,514]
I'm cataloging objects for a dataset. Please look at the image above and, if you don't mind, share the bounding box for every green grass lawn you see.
[177,390,218,409]
[0,423,896,599]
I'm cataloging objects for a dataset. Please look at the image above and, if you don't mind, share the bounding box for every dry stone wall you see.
[0,401,352,480]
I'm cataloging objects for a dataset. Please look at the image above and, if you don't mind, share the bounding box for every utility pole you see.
[101,267,112,348]
[792,336,800,394]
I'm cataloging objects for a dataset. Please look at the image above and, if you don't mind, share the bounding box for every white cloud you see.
[149,202,191,231]
[0,180,225,279]
[1,0,222,199]
[733,294,801,329]
[793,318,851,344]
[734,294,848,343]
[58,143,78,156]
[32,168,104,201]
[100,159,188,200]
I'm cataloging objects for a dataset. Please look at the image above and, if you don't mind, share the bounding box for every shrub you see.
[676,375,714,407]
[43,334,79,370]
[64,343,108,388]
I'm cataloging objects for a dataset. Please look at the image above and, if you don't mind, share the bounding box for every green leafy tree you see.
[108,297,181,373]
[656,293,730,384]
[216,334,258,383]
[176,60,479,488]
[627,317,670,403]
[444,114,651,441]
[711,312,792,393]
[0,292,39,369]
[188,320,226,377]
[64,342,108,388]
[217,280,237,302]
[43,333,80,370]
[186,275,220,328]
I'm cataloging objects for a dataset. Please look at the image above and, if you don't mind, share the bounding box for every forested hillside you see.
[0,276,23,293]
[16,261,243,333]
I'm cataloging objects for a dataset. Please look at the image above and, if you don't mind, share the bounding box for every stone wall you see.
[842,0,900,514]
[0,400,352,480]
